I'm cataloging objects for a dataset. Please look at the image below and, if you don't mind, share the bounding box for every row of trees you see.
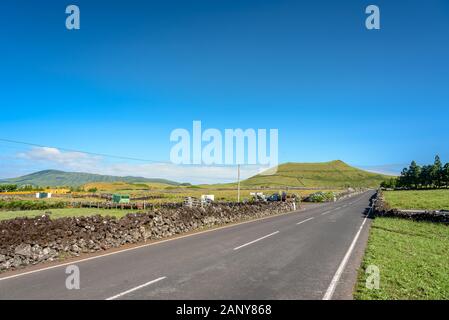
[0,184,46,192]
[381,155,449,189]
[0,184,96,193]
[0,184,19,192]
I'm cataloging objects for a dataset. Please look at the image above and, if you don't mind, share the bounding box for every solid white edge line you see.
[105,276,166,300]
[296,217,314,225]
[233,231,279,251]
[322,206,372,300]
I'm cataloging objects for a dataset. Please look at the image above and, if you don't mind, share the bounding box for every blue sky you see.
[1,0,448,183]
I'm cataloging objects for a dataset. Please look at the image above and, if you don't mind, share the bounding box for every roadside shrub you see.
[0,200,68,211]
[306,191,335,203]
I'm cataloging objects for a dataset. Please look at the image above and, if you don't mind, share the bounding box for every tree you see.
[20,184,36,191]
[408,161,421,189]
[431,155,443,187]
[0,184,18,192]
[381,178,397,189]
[419,165,432,188]
[443,163,449,188]
[397,167,410,188]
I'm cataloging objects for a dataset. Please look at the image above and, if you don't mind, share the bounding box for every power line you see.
[0,138,170,164]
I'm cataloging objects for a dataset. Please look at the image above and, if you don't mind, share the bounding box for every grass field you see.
[355,217,449,300]
[383,189,449,210]
[0,208,135,221]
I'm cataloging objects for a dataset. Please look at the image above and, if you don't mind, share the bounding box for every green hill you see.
[241,160,392,188]
[0,170,180,187]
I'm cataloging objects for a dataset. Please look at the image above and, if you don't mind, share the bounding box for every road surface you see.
[0,191,375,300]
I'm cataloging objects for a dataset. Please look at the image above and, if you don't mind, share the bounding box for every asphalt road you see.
[0,191,375,300]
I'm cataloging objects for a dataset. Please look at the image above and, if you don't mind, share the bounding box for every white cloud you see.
[16,147,271,184]
[18,147,101,171]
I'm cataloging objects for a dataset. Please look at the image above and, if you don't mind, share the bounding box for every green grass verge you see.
[0,208,137,221]
[383,189,449,210]
[354,217,449,300]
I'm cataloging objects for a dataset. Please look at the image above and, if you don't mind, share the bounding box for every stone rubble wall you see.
[0,202,294,272]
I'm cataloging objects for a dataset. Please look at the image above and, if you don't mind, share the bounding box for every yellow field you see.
[0,191,35,195]
[83,181,174,192]
[0,188,70,195]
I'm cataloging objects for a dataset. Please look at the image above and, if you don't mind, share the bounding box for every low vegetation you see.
[355,217,449,300]
[0,200,68,211]
[305,191,335,202]
[383,189,449,211]
[0,208,133,221]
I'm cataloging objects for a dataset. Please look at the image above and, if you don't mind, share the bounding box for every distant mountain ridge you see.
[0,170,180,187]
[0,160,392,188]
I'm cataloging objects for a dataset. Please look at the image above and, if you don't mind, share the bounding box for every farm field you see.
[0,207,136,221]
[56,184,338,203]
[82,181,174,192]
[383,189,449,211]
[0,184,342,220]
[107,188,337,203]
[354,217,449,300]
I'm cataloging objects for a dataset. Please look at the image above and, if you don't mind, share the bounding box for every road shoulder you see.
[331,212,373,300]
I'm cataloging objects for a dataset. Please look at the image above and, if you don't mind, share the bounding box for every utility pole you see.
[237,164,241,202]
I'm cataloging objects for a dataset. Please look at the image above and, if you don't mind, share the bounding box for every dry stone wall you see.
[373,191,449,223]
[0,202,294,272]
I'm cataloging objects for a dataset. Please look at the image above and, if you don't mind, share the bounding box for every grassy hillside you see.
[1,170,180,187]
[242,160,391,188]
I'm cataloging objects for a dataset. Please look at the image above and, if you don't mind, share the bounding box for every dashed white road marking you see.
[321,210,332,216]
[106,276,166,300]
[233,231,279,250]
[296,217,314,225]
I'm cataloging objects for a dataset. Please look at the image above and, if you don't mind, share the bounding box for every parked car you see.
[266,193,281,202]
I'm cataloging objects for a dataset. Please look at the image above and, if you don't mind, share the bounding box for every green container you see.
[112,194,130,204]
